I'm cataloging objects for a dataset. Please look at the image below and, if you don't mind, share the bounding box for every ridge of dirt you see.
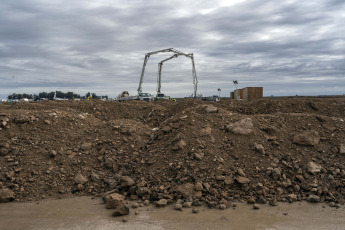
[0,98,345,209]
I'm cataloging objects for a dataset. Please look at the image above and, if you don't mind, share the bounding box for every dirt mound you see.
[0,98,345,209]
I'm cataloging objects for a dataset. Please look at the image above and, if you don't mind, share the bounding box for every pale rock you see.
[293,131,320,146]
[226,118,254,135]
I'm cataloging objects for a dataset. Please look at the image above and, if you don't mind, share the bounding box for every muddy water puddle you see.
[0,197,344,230]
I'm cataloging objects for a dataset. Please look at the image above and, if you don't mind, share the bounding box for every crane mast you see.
[138,48,198,97]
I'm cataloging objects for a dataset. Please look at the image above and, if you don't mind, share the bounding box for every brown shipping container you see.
[243,87,263,101]
[234,89,244,99]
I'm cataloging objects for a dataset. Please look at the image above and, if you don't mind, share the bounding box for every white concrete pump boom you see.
[157,53,198,96]
[138,48,198,97]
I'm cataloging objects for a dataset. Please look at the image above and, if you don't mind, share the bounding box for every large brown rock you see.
[293,130,320,146]
[226,118,254,135]
[106,193,125,209]
[0,189,14,202]
[120,176,135,187]
[74,173,88,184]
[177,183,197,198]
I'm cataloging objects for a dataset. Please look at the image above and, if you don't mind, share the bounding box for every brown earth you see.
[0,98,345,209]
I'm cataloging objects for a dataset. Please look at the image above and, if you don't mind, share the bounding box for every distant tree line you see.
[7,91,108,100]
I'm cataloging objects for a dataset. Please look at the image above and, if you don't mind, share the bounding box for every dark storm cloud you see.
[0,0,344,99]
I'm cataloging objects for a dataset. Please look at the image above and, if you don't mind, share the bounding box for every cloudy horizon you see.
[1,0,344,99]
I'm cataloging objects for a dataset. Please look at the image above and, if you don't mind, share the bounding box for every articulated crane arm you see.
[138,48,198,97]
[157,52,198,97]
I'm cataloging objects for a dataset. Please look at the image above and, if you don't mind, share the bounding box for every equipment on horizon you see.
[138,48,198,97]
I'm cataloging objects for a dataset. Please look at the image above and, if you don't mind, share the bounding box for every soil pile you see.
[0,98,345,209]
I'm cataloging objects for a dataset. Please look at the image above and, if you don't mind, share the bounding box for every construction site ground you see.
[0,97,345,228]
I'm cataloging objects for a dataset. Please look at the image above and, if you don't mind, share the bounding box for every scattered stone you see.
[161,125,171,133]
[91,172,100,181]
[329,202,335,207]
[156,199,168,207]
[293,130,320,146]
[177,183,196,198]
[224,177,234,185]
[106,193,125,209]
[308,101,319,111]
[143,200,150,206]
[74,173,88,185]
[237,168,246,177]
[253,204,260,210]
[315,116,326,122]
[247,197,256,204]
[205,105,218,113]
[182,202,192,208]
[112,205,129,216]
[271,168,281,180]
[195,182,203,191]
[121,176,135,187]
[256,197,267,204]
[254,143,265,155]
[226,118,254,135]
[307,162,322,174]
[219,204,227,210]
[235,176,250,184]
[104,158,115,169]
[50,150,57,158]
[200,126,212,136]
[177,139,187,149]
[192,208,199,214]
[287,194,297,202]
[339,144,345,154]
[306,195,320,203]
[44,120,51,125]
[0,189,14,202]
[80,142,92,150]
[194,152,204,160]
[0,148,9,156]
[269,199,278,206]
[174,203,183,211]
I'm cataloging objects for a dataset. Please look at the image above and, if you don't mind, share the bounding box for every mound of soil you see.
[0,98,345,208]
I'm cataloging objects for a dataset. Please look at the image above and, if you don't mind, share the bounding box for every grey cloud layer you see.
[0,0,344,98]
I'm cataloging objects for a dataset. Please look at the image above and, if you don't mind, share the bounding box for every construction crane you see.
[138,48,198,97]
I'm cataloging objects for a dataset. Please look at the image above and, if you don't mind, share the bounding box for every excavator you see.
[138,48,198,98]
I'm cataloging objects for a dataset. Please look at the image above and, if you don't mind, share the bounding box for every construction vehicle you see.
[138,92,154,102]
[117,91,137,101]
[155,93,170,100]
[138,48,198,97]
[116,91,154,102]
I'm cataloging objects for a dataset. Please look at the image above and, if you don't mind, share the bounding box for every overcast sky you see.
[1,0,344,99]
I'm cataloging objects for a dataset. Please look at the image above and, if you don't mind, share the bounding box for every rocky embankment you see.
[1,98,345,215]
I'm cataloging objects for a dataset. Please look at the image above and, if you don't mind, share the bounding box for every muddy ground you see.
[1,196,345,230]
[0,98,345,210]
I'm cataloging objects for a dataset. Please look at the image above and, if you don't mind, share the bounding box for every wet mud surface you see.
[1,197,345,230]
